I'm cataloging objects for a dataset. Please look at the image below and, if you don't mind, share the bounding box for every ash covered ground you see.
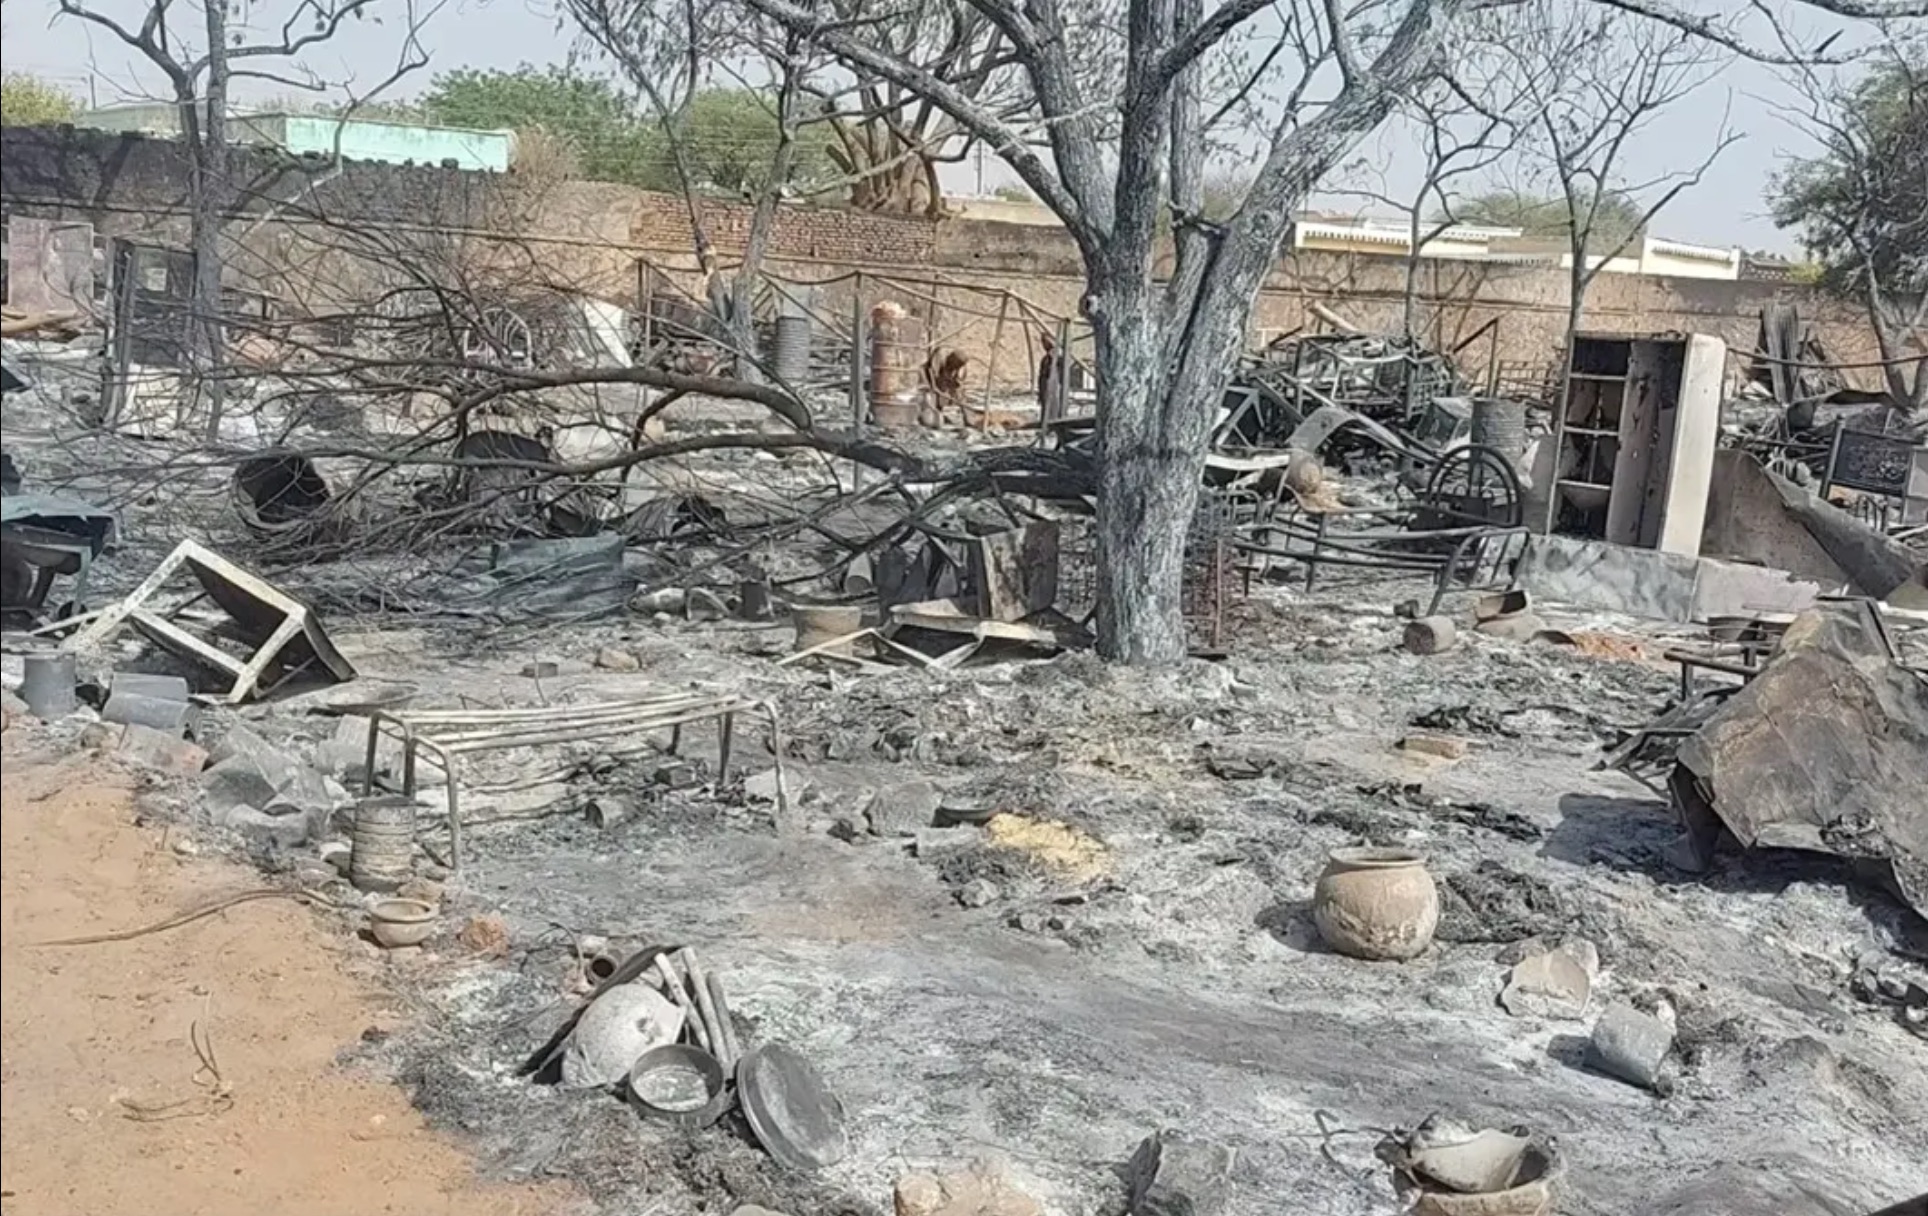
[281,588,1925,1216]
[6,368,1924,1215]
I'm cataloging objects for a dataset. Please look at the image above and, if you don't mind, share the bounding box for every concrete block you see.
[1689,556,1824,620]
[317,714,374,780]
[914,826,979,860]
[1519,536,1700,622]
[117,723,209,777]
[1520,535,1823,624]
[865,779,943,837]
[595,646,640,671]
[217,803,313,850]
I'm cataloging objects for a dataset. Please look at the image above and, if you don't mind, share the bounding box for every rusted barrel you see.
[868,302,926,429]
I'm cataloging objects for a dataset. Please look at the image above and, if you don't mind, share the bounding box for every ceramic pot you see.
[367,897,438,949]
[1313,847,1439,961]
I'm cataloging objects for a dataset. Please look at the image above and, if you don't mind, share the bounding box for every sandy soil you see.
[0,741,574,1216]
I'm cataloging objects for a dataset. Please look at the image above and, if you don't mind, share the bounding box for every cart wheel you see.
[1420,444,1523,529]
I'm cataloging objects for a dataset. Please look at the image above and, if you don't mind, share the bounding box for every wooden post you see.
[849,273,867,492]
[980,292,1009,432]
[1053,316,1073,419]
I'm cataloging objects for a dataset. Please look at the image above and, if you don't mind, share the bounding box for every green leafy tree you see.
[1455,187,1646,250]
[650,87,833,197]
[420,65,656,186]
[414,67,824,196]
[1,73,81,127]
[1772,48,1927,410]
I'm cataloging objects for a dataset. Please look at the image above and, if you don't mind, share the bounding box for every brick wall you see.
[2,123,1895,395]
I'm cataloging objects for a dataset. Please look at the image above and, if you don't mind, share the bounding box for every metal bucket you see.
[19,653,77,720]
[770,314,811,388]
[350,795,418,893]
[1471,397,1528,462]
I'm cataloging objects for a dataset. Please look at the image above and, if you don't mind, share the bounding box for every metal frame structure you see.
[359,690,787,873]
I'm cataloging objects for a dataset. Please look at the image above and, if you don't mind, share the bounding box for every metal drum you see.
[350,795,418,893]
[1471,397,1528,463]
[770,314,811,387]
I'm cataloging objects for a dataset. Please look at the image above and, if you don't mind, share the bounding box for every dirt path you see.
[0,739,574,1216]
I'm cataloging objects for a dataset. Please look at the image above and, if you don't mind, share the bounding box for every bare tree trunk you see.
[1091,284,1202,663]
[1403,210,1425,342]
[189,0,231,438]
[728,38,806,386]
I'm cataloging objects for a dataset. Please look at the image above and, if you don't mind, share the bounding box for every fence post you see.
[849,272,867,492]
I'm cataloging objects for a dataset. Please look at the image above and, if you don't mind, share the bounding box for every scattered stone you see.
[1,688,30,725]
[205,725,334,814]
[294,860,336,888]
[217,803,312,850]
[894,1165,1043,1216]
[866,779,943,837]
[652,761,700,790]
[1126,1130,1236,1216]
[397,876,444,904]
[317,715,374,781]
[1009,911,1048,933]
[914,826,979,860]
[456,915,511,958]
[1403,616,1458,655]
[1475,611,1547,641]
[319,840,352,873]
[171,836,201,857]
[1398,732,1469,761]
[79,721,122,750]
[116,723,209,778]
[743,767,798,804]
[1500,939,1598,1019]
[201,755,277,810]
[956,878,1000,908]
[1589,1002,1675,1090]
[520,660,561,679]
[595,646,640,672]
[731,1208,792,1216]
[1494,936,1547,967]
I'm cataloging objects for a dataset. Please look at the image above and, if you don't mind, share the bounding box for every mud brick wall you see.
[3,124,1896,394]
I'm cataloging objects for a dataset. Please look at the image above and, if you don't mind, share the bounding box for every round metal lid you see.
[735,1042,848,1173]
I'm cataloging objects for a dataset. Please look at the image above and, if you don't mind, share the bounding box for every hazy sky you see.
[5,0,1881,253]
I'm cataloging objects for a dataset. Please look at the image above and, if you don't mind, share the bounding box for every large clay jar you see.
[1313,847,1440,961]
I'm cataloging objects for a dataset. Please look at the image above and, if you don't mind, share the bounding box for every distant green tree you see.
[1771,49,1926,410]
[1455,187,1646,250]
[637,87,835,197]
[413,68,827,197]
[420,65,655,185]
[1,73,81,127]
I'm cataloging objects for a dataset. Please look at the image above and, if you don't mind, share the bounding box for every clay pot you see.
[367,897,438,948]
[1312,847,1440,961]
